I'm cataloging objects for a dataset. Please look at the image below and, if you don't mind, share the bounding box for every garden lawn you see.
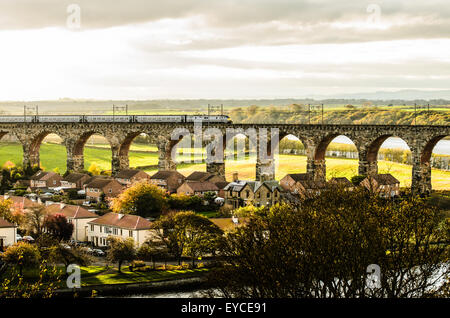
[79,266,209,286]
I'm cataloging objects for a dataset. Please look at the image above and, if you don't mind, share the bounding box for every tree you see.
[137,240,168,269]
[88,163,101,176]
[24,205,48,237]
[48,244,92,269]
[208,188,449,298]
[112,181,167,218]
[0,199,13,223]
[1,242,40,276]
[106,237,136,272]
[351,175,366,186]
[43,214,74,241]
[152,211,223,267]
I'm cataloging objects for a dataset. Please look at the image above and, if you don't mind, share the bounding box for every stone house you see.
[360,174,400,198]
[46,203,98,242]
[29,171,62,188]
[224,180,283,208]
[85,178,124,203]
[60,172,91,189]
[177,181,219,196]
[149,170,185,193]
[115,169,150,187]
[87,212,156,247]
[0,217,16,251]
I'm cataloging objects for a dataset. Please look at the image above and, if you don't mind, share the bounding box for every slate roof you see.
[85,177,116,189]
[116,169,148,179]
[224,180,282,193]
[182,181,219,192]
[150,170,184,180]
[88,212,152,230]
[63,172,90,183]
[186,171,215,182]
[286,173,310,182]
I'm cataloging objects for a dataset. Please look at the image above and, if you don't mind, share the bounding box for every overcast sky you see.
[0,0,449,100]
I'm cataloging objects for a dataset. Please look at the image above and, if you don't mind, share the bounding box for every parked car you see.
[16,234,23,241]
[22,236,35,243]
[92,249,105,257]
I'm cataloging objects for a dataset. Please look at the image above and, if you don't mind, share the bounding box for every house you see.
[46,203,98,242]
[280,173,326,199]
[185,171,225,184]
[61,172,91,189]
[224,180,283,208]
[0,195,39,211]
[280,173,310,193]
[0,217,16,251]
[360,174,400,198]
[29,171,62,188]
[115,169,150,187]
[149,170,185,193]
[327,177,354,190]
[87,212,156,247]
[177,181,219,196]
[85,178,124,202]
[185,171,228,197]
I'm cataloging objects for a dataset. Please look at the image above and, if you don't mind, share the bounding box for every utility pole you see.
[112,104,128,122]
[321,104,324,125]
[308,104,311,125]
[414,103,417,125]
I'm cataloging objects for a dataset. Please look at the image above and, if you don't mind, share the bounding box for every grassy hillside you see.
[0,143,448,190]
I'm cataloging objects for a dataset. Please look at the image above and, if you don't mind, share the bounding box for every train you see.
[0,115,232,124]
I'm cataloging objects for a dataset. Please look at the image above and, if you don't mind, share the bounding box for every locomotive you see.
[0,114,232,123]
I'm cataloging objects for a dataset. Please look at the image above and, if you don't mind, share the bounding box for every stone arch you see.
[311,133,358,181]
[414,134,449,194]
[421,135,448,164]
[275,133,308,176]
[27,131,67,171]
[363,134,412,187]
[71,131,114,173]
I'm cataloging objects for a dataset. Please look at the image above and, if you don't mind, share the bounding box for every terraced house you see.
[87,212,156,247]
[149,170,185,193]
[224,180,283,208]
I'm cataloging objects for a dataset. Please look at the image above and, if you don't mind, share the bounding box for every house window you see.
[100,226,102,233]
[267,192,270,198]
[113,228,118,235]
[90,224,94,231]
[120,229,123,235]
[246,190,250,198]
[53,180,56,185]
[109,188,112,193]
[129,230,133,237]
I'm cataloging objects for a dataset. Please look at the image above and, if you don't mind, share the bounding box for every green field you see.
[0,142,448,189]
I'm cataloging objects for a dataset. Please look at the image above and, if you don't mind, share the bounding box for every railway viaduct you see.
[0,122,448,194]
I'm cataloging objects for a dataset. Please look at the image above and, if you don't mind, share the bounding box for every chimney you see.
[118,213,124,220]
[232,172,238,182]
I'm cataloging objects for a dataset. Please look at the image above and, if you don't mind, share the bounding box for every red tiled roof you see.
[0,217,15,228]
[46,203,98,219]
[88,212,152,230]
